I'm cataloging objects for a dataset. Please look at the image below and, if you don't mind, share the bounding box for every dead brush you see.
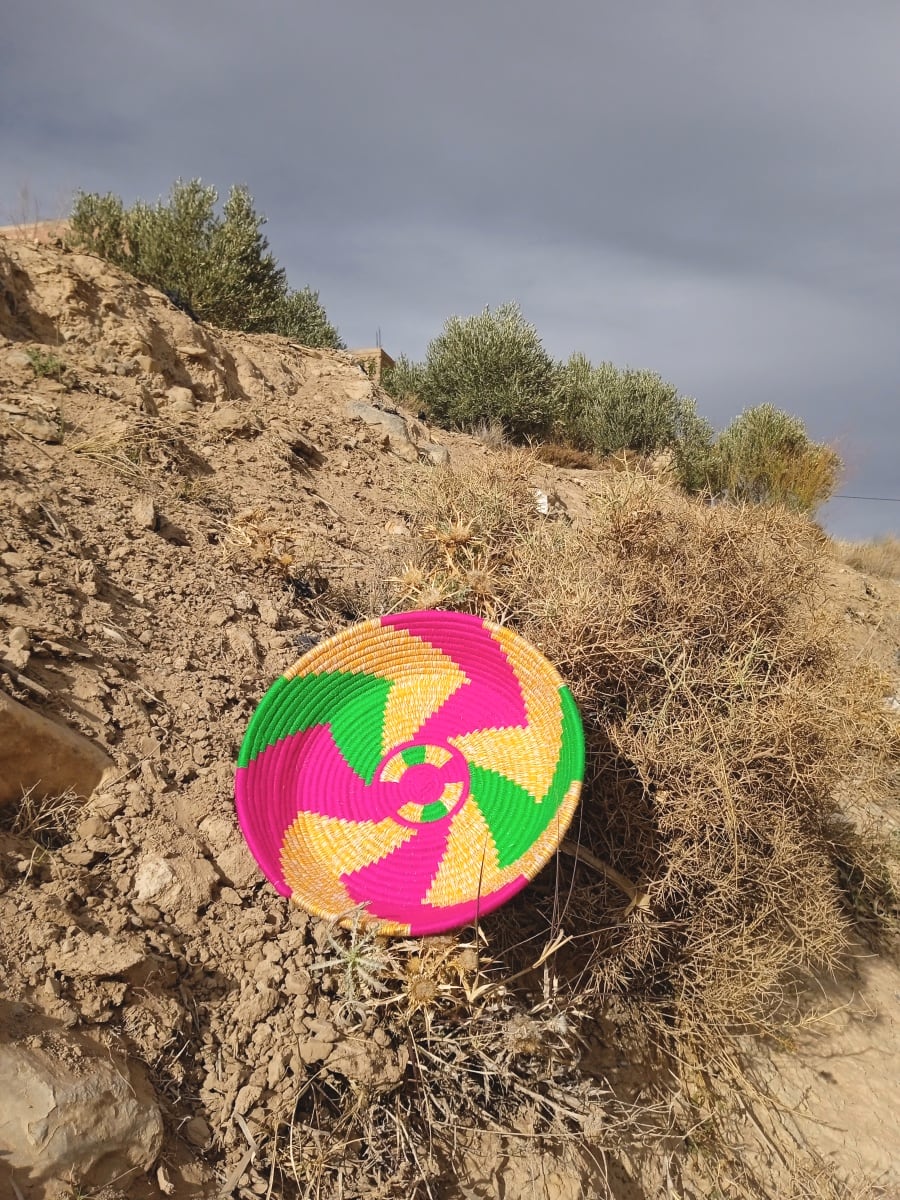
[532,441,598,469]
[69,413,208,479]
[834,533,900,581]
[221,506,311,575]
[263,924,646,1200]
[377,451,900,1196]
[1,783,81,849]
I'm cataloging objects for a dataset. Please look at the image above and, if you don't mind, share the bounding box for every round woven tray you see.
[235,610,584,935]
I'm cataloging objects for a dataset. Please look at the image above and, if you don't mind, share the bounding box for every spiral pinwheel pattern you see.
[235,611,584,935]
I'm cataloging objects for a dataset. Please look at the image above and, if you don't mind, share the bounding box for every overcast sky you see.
[2,1,898,538]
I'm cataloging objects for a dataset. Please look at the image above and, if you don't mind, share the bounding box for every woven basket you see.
[235,610,584,935]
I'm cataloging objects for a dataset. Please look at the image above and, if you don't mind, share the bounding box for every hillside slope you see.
[1,238,898,1200]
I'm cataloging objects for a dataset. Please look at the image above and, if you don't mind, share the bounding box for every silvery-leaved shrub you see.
[417,303,560,439]
[711,403,841,512]
[69,179,343,348]
[557,352,714,492]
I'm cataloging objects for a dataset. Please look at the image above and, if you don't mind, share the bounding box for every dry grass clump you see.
[386,451,899,1192]
[241,453,896,1197]
[0,783,81,849]
[834,534,900,581]
[261,921,644,1199]
[532,441,598,469]
[69,413,209,480]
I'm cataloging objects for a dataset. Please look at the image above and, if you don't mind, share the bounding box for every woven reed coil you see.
[235,610,584,935]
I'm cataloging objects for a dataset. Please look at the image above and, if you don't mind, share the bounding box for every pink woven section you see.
[383,611,527,742]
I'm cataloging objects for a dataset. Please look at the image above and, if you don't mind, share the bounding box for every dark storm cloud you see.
[1,0,897,536]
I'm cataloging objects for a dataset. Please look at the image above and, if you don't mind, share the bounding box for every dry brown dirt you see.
[0,235,898,1199]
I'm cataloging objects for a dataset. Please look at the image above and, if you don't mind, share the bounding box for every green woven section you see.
[237,670,392,782]
[419,801,448,823]
[402,745,428,766]
[470,686,584,869]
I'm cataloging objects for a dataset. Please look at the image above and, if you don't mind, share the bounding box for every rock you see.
[132,855,218,925]
[215,843,260,890]
[5,625,31,669]
[345,400,419,460]
[131,901,161,924]
[58,844,98,867]
[49,931,146,979]
[207,605,234,627]
[137,386,159,416]
[133,857,177,902]
[198,813,234,849]
[184,1116,212,1149]
[298,1037,335,1066]
[6,349,33,370]
[176,342,210,362]
[0,689,114,807]
[327,1038,407,1088]
[232,589,256,613]
[210,404,259,436]
[157,1163,177,1195]
[257,599,280,627]
[532,488,550,515]
[234,1084,264,1116]
[0,397,62,442]
[421,442,450,466]
[0,1041,163,1189]
[345,400,448,465]
[75,814,110,840]
[19,416,61,442]
[131,495,158,530]
[165,385,196,412]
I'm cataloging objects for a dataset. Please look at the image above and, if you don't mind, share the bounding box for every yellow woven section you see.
[282,619,468,755]
[424,779,581,909]
[448,625,562,799]
[424,801,518,907]
[283,809,415,879]
[379,755,406,783]
[424,745,452,767]
[440,781,464,806]
[281,829,355,915]
[451,723,558,800]
[381,671,467,754]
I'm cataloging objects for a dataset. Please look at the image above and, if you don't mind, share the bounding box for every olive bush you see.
[412,303,559,439]
[710,404,841,512]
[69,180,343,347]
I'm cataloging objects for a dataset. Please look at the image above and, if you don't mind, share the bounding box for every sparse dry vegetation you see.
[0,784,81,850]
[835,534,900,581]
[1,232,897,1199]
[370,452,900,1195]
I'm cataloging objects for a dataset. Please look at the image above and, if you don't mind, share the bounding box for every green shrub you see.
[416,303,560,438]
[382,354,426,404]
[68,180,343,347]
[557,353,714,491]
[25,347,67,381]
[274,287,344,349]
[711,403,841,512]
